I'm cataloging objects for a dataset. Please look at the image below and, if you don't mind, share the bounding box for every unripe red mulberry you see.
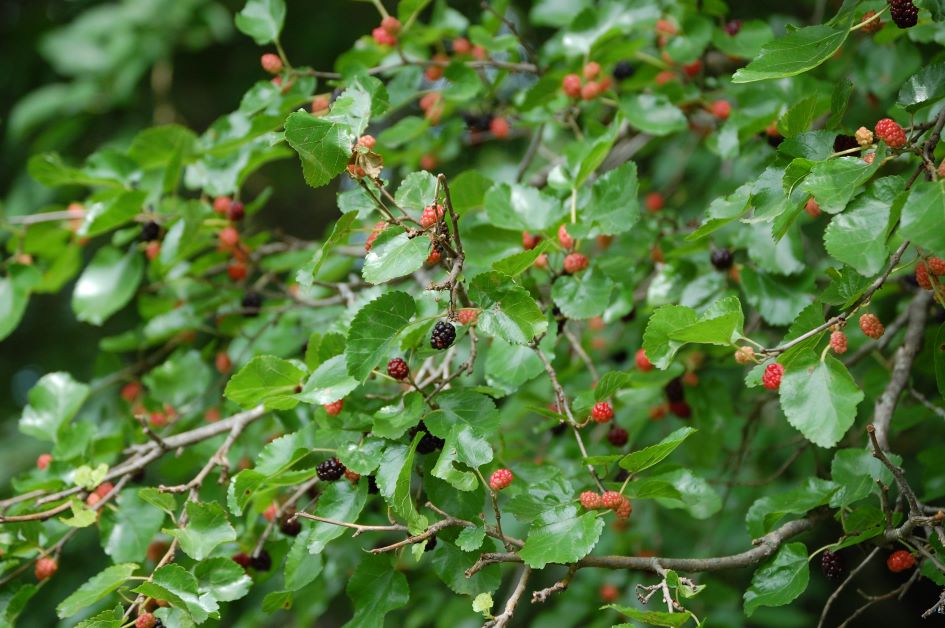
[580,491,602,509]
[635,348,654,372]
[829,331,848,354]
[887,549,916,572]
[874,118,906,149]
[563,253,588,274]
[591,402,614,423]
[762,363,784,390]
[489,468,513,490]
[859,313,885,339]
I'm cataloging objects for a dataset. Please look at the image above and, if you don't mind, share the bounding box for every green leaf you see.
[101,491,166,564]
[19,372,89,442]
[898,62,945,112]
[143,349,212,409]
[235,0,286,45]
[71,246,143,325]
[643,298,743,368]
[56,563,137,618]
[345,291,416,381]
[643,305,698,369]
[619,427,697,473]
[732,23,850,83]
[394,171,438,212]
[194,557,251,602]
[650,469,721,519]
[586,161,641,235]
[779,353,864,448]
[448,170,491,216]
[823,193,891,276]
[0,584,38,627]
[307,480,368,554]
[134,564,217,623]
[362,231,429,284]
[455,526,486,552]
[776,95,828,139]
[79,190,147,238]
[60,499,99,528]
[469,271,548,344]
[830,449,896,508]
[224,355,304,410]
[300,211,358,284]
[165,501,236,561]
[551,267,614,320]
[605,605,692,627]
[484,183,566,231]
[431,540,501,595]
[73,606,124,628]
[492,240,552,277]
[138,487,178,516]
[388,433,428,534]
[472,591,493,615]
[0,265,40,342]
[620,93,687,135]
[746,478,837,538]
[485,338,545,389]
[518,504,605,568]
[284,112,355,189]
[372,392,425,439]
[343,555,409,628]
[800,152,882,215]
[740,267,814,326]
[285,529,324,591]
[901,181,945,257]
[743,543,809,616]
[297,354,359,404]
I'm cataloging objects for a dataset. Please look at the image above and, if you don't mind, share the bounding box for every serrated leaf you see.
[0,264,40,342]
[345,291,416,381]
[19,372,89,443]
[101,491,165,564]
[284,112,355,189]
[235,0,286,45]
[56,563,137,618]
[71,246,143,325]
[343,555,409,628]
[900,180,945,257]
[779,353,864,448]
[619,427,697,473]
[732,23,850,83]
[307,480,368,554]
[746,478,836,538]
[484,183,566,231]
[165,501,236,561]
[362,231,429,284]
[469,271,548,344]
[224,355,304,410]
[518,504,605,568]
[296,354,359,404]
[743,543,809,616]
[620,94,687,135]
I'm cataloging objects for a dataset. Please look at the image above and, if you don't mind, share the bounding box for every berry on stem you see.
[279,509,302,537]
[215,351,232,374]
[821,550,846,580]
[734,345,755,365]
[250,550,272,571]
[711,249,733,270]
[489,468,513,490]
[262,502,278,522]
[591,401,614,423]
[829,331,848,354]
[583,61,601,80]
[889,0,919,28]
[324,399,344,416]
[855,126,874,146]
[600,491,623,510]
[600,584,619,603]
[916,261,932,289]
[522,231,540,250]
[710,100,731,120]
[762,363,784,390]
[635,348,654,372]
[260,53,283,75]
[645,192,664,213]
[136,613,157,628]
[804,197,821,218]
[456,308,479,325]
[35,557,57,581]
[562,73,582,98]
[316,457,346,481]
[420,204,444,228]
[218,226,240,249]
[859,313,885,339]
[380,16,401,34]
[227,262,247,281]
[557,224,574,249]
[431,320,456,350]
[887,549,916,572]
[227,201,245,222]
[387,357,409,380]
[37,453,53,470]
[563,252,588,274]
[490,116,510,139]
[613,60,634,81]
[669,401,692,418]
[580,491,602,509]
[607,426,628,446]
[241,291,263,315]
[874,118,906,149]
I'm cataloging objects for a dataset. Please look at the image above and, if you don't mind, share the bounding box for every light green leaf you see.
[345,291,416,381]
[362,230,429,284]
[901,181,945,257]
[619,427,697,474]
[101,491,166,564]
[469,271,547,344]
[19,371,89,443]
[823,193,890,276]
[307,480,368,554]
[586,161,640,235]
[518,504,605,568]
[71,246,143,325]
[194,557,252,603]
[732,23,850,83]
[746,478,837,538]
[56,563,137,618]
[235,0,286,45]
[605,605,692,627]
[297,354,359,404]
[284,112,355,189]
[779,353,864,448]
[484,183,566,231]
[224,355,304,410]
[165,501,236,561]
[620,94,687,135]
[0,265,40,342]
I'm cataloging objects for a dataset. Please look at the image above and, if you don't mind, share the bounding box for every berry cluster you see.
[874,118,906,149]
[316,457,346,482]
[762,363,784,391]
[561,62,613,100]
[420,204,444,228]
[889,0,919,28]
[387,357,409,380]
[371,16,400,46]
[581,490,632,520]
[591,401,614,424]
[489,468,513,490]
[887,549,916,572]
[859,313,885,339]
[430,320,456,350]
[820,550,846,580]
[916,258,945,290]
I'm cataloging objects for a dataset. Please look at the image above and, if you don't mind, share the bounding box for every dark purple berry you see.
[430,320,456,350]
[316,457,345,481]
[711,248,733,271]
